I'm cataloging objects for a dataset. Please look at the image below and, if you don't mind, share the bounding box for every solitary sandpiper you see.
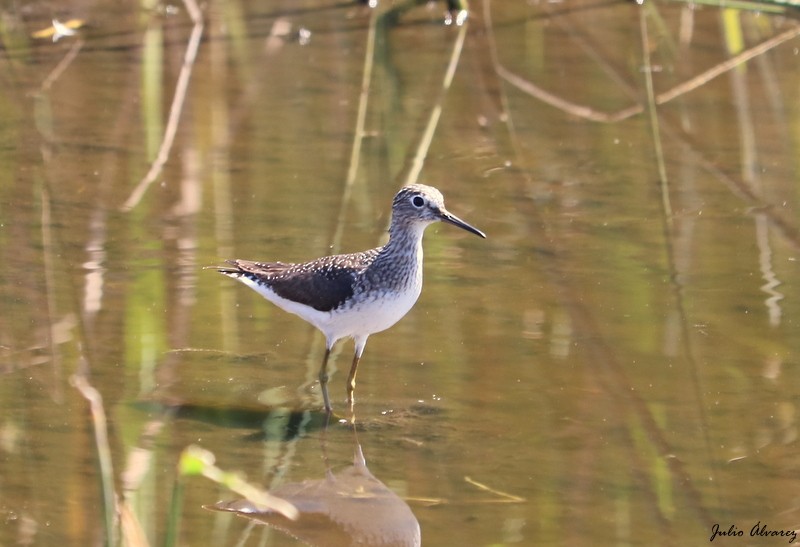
[215,183,486,412]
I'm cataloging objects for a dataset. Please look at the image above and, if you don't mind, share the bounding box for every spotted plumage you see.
[214,183,486,412]
[221,252,378,313]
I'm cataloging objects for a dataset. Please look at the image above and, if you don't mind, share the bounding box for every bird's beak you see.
[440,209,486,238]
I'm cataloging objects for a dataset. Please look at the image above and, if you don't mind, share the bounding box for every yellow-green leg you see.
[346,353,361,412]
[318,347,332,413]
[347,336,368,412]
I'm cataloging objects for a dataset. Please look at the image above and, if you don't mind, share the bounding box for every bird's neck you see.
[384,221,427,257]
[369,221,426,288]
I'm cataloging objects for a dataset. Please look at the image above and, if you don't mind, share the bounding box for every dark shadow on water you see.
[132,400,331,441]
[132,398,444,443]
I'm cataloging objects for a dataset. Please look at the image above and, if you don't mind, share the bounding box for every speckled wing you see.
[218,253,376,312]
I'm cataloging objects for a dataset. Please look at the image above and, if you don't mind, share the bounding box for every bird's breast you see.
[331,281,422,338]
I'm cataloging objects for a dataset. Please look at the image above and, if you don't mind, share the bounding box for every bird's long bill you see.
[440,210,486,238]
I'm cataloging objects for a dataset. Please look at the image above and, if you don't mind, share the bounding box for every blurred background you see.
[1,0,799,545]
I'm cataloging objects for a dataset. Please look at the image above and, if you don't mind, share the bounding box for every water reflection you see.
[208,430,421,547]
[2,0,800,545]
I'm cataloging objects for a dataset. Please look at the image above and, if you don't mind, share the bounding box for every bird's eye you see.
[411,195,425,208]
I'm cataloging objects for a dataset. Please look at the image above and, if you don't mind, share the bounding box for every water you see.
[1,1,799,545]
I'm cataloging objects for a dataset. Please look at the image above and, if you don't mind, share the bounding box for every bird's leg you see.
[347,337,368,413]
[346,352,361,413]
[318,347,333,413]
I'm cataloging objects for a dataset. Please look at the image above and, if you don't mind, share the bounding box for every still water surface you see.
[1,1,799,545]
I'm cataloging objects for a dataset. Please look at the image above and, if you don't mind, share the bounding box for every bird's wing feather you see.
[219,252,377,312]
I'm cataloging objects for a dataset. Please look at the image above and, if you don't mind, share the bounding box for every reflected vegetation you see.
[1,0,800,545]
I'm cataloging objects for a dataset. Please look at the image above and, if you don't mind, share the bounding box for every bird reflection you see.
[207,439,420,547]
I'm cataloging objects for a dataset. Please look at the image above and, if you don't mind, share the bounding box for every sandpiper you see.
[215,183,485,412]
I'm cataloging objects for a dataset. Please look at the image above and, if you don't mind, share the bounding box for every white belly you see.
[237,275,422,345]
[325,285,422,341]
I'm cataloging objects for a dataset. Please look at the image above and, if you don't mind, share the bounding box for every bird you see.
[214,183,486,412]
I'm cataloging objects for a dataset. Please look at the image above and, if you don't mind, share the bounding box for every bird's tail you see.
[203,260,242,276]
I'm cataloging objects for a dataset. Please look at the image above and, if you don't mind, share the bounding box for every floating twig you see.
[464,476,526,503]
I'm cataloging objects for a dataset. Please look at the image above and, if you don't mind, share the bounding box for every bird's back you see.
[219,249,381,313]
